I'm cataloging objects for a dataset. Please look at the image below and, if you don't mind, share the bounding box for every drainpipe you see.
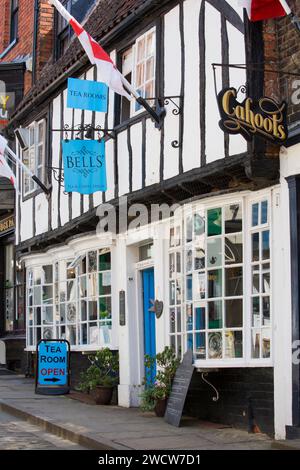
[32,0,39,84]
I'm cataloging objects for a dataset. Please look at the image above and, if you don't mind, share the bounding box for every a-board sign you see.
[164,349,194,427]
[35,339,70,396]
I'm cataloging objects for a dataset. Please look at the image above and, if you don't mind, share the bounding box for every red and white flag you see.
[49,0,132,100]
[0,136,17,190]
[238,0,291,21]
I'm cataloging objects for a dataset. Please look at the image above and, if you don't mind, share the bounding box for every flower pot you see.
[93,386,114,405]
[154,398,168,417]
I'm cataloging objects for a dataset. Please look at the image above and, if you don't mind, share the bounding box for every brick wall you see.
[0,1,54,95]
[184,368,274,437]
[277,0,300,126]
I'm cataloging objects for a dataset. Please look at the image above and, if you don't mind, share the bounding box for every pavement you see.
[0,373,298,451]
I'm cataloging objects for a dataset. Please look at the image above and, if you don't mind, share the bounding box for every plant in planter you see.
[140,347,180,417]
[78,348,119,405]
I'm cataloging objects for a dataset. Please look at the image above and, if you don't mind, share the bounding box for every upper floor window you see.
[10,0,19,43]
[119,28,156,123]
[56,0,96,58]
[23,119,46,197]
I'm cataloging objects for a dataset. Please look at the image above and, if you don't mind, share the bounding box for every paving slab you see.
[0,374,281,450]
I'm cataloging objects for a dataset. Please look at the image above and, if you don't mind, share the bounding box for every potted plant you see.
[140,347,180,417]
[78,348,119,405]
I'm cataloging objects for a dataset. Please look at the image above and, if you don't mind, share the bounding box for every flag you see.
[48,0,131,100]
[0,135,17,190]
[239,0,291,21]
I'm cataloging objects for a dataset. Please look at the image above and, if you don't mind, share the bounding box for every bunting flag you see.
[239,0,291,21]
[48,0,132,100]
[0,136,17,190]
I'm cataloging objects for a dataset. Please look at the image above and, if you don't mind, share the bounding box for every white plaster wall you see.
[182,0,201,172]
[20,198,33,242]
[145,120,160,186]
[164,5,181,179]
[35,192,49,236]
[118,130,130,196]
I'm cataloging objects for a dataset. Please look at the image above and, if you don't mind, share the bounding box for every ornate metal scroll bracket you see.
[199,371,220,402]
[46,166,68,195]
[142,95,182,147]
[51,124,116,141]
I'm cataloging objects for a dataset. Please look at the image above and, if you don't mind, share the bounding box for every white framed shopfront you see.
[167,189,273,369]
[22,233,118,353]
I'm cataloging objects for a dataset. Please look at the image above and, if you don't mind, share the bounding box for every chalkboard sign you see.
[164,349,194,427]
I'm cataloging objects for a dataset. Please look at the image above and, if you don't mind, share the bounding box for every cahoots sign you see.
[217,87,288,144]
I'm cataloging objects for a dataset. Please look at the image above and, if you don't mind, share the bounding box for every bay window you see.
[26,249,112,349]
[168,195,272,365]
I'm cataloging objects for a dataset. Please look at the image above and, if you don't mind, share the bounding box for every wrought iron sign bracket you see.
[46,166,68,195]
[143,95,183,147]
[51,124,116,141]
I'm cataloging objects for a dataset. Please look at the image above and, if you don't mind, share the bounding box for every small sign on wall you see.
[62,139,107,194]
[67,78,108,112]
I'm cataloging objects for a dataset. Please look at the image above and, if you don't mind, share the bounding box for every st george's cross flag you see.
[0,135,17,190]
[48,0,132,100]
[238,0,291,21]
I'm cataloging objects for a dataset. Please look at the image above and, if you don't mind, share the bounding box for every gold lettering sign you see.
[0,215,15,234]
[217,87,288,144]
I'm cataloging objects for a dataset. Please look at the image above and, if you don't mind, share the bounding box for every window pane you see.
[262,231,270,260]
[225,204,242,233]
[194,247,205,270]
[252,233,259,262]
[99,297,111,321]
[262,329,271,358]
[261,201,268,224]
[252,265,260,294]
[186,275,192,301]
[262,297,270,326]
[195,333,206,359]
[137,38,145,61]
[225,234,243,265]
[146,32,155,56]
[169,281,175,305]
[99,251,111,271]
[186,249,193,273]
[252,203,259,227]
[195,306,205,330]
[88,251,97,272]
[81,323,88,345]
[146,57,154,81]
[193,272,205,300]
[252,329,260,358]
[81,300,87,322]
[225,267,243,296]
[208,300,222,329]
[208,269,222,298]
[99,272,111,296]
[186,304,193,331]
[177,307,181,332]
[43,265,53,284]
[66,303,76,323]
[136,63,144,87]
[225,299,243,328]
[170,308,175,333]
[88,301,97,321]
[208,332,222,359]
[207,238,222,268]
[225,331,243,358]
[187,333,193,351]
[186,216,193,243]
[194,213,205,237]
[252,297,260,327]
[207,208,222,236]
[262,264,270,293]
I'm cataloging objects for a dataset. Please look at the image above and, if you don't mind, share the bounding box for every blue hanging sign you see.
[36,340,70,396]
[67,77,108,112]
[62,139,107,194]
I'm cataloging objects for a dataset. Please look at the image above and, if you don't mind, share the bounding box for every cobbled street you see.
[0,411,85,450]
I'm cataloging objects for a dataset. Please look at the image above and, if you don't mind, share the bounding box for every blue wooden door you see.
[142,268,156,385]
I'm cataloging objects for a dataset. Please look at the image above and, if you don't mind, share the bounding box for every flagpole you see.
[5,146,50,196]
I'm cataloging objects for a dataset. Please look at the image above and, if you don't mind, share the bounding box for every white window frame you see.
[22,119,46,197]
[167,191,273,369]
[120,27,156,120]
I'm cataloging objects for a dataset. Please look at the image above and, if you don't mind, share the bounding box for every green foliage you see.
[78,348,119,393]
[140,347,180,411]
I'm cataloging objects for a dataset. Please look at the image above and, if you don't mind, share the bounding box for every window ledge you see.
[193,360,273,369]
[0,39,18,60]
